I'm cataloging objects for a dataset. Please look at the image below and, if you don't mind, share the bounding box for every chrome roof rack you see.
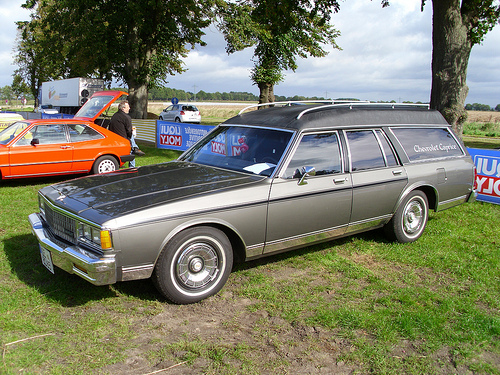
[238,100,430,119]
[296,102,430,119]
[238,100,370,115]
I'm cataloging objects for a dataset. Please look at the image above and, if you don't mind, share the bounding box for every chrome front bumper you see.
[29,213,116,285]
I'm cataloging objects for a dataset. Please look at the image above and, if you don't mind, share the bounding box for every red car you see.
[0,91,134,180]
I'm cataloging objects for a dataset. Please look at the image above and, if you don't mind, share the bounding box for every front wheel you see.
[152,226,233,304]
[92,155,118,174]
[384,190,428,243]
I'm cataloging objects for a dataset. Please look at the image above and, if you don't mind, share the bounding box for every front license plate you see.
[40,245,54,274]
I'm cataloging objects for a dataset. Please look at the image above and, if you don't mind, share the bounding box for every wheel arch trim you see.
[395,183,438,214]
[155,218,249,266]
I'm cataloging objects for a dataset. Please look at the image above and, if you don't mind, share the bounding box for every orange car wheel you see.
[93,155,118,174]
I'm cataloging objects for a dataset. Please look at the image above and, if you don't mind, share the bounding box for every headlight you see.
[78,223,112,250]
[39,195,46,217]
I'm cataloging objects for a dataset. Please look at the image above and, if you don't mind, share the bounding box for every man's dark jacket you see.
[108,110,132,140]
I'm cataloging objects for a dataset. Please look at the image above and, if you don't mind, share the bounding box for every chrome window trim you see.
[276,130,344,179]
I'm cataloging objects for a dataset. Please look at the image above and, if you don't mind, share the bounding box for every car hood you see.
[40,161,265,224]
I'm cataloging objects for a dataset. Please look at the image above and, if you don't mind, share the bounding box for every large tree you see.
[14,16,64,107]
[18,0,211,118]
[423,0,499,135]
[217,0,341,104]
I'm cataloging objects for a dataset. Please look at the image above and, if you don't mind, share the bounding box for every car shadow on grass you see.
[0,174,87,188]
[232,226,399,273]
[2,233,164,306]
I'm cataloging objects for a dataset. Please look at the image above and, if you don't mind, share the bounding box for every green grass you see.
[132,143,182,167]
[464,121,500,138]
[463,121,500,149]
[1,140,500,374]
[463,135,500,149]
[228,202,500,373]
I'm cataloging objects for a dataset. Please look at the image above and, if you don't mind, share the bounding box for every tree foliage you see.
[217,0,342,103]
[17,0,211,118]
[465,103,493,111]
[13,15,62,107]
[420,0,500,135]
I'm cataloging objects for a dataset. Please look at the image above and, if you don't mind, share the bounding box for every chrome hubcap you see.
[176,243,219,289]
[403,200,423,234]
[189,257,204,273]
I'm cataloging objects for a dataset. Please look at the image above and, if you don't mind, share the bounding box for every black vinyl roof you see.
[222,103,449,132]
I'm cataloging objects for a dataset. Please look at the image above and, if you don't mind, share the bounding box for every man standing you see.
[109,101,144,167]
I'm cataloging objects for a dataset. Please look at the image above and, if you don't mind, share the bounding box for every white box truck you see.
[40,78,105,114]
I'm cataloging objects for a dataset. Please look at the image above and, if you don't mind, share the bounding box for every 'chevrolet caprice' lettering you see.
[29,102,477,304]
[414,143,458,153]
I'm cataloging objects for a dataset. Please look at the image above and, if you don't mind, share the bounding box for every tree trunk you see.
[430,0,473,137]
[127,81,149,119]
[257,82,275,106]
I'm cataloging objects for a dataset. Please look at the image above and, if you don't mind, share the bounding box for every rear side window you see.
[391,127,464,161]
[68,124,104,142]
[346,130,386,171]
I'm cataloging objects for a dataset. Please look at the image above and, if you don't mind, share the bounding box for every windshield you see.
[0,121,30,145]
[180,125,293,176]
[75,94,117,119]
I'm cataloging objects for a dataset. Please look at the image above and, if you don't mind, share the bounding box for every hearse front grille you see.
[44,204,77,244]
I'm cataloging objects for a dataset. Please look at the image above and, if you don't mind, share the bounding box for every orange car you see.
[0,91,134,180]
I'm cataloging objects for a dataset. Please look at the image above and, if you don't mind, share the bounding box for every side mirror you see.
[31,138,39,146]
[298,166,316,185]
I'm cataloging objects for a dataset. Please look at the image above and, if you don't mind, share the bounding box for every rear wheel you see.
[92,155,118,174]
[384,190,428,243]
[175,117,181,122]
[152,226,233,304]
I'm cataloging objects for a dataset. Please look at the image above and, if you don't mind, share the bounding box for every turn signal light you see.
[100,230,113,250]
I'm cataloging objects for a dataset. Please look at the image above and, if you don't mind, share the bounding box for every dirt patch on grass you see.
[100,290,356,375]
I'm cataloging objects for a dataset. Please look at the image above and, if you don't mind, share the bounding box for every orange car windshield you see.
[0,122,29,145]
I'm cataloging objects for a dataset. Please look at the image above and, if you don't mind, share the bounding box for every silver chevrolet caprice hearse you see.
[29,102,477,304]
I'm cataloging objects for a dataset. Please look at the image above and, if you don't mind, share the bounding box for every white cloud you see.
[0,0,498,106]
[0,0,30,87]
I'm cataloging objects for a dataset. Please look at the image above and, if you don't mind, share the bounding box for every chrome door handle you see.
[392,170,403,175]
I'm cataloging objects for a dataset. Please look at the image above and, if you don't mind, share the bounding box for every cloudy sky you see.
[1,0,499,106]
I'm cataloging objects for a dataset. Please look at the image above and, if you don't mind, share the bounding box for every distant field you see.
[467,110,500,123]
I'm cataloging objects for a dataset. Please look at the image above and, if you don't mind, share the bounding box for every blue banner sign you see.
[467,147,500,205]
[157,121,213,151]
